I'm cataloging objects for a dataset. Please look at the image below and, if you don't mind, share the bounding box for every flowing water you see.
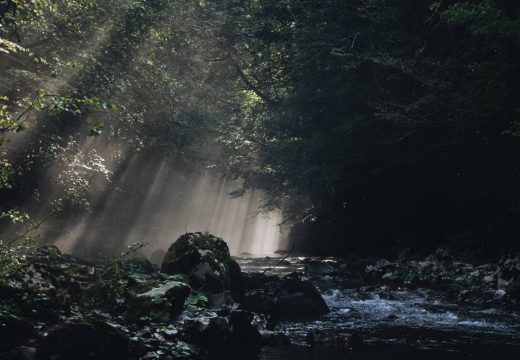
[237,257,520,360]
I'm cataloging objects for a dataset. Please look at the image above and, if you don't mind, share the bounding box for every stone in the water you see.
[306,329,363,349]
[304,260,336,276]
[161,232,244,300]
[242,272,329,322]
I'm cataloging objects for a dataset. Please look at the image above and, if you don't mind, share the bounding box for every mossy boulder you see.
[161,233,243,300]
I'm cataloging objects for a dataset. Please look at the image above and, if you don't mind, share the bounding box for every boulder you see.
[242,272,329,322]
[306,329,363,349]
[181,310,262,358]
[126,281,191,323]
[36,320,131,360]
[161,233,244,300]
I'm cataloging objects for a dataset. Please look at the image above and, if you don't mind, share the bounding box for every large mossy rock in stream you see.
[36,320,131,360]
[126,281,191,323]
[161,233,244,300]
[242,272,329,323]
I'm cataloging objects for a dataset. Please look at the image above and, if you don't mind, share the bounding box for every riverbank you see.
[1,236,520,359]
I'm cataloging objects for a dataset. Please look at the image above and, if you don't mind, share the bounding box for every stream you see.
[237,257,520,359]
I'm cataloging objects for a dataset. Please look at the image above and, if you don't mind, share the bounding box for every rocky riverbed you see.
[240,252,520,359]
[1,235,520,359]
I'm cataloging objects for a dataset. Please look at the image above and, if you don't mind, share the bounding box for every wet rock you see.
[242,272,329,322]
[181,310,262,358]
[259,330,291,346]
[242,289,274,315]
[1,346,37,360]
[303,259,336,276]
[126,281,191,322]
[37,320,131,360]
[0,314,36,351]
[306,329,363,349]
[182,315,230,358]
[497,255,520,290]
[494,289,506,299]
[274,273,329,320]
[161,233,244,300]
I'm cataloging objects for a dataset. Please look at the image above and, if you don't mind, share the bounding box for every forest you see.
[1,1,520,359]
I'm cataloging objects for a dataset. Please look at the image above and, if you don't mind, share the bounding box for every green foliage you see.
[0,209,29,224]
[185,291,208,308]
[2,0,520,255]
[0,153,13,189]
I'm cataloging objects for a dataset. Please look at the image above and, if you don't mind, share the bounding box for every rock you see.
[497,255,520,291]
[306,329,362,349]
[273,273,329,321]
[242,290,274,315]
[242,272,329,322]
[0,314,36,351]
[227,256,244,302]
[161,233,244,300]
[182,315,230,358]
[494,289,506,299]
[1,346,37,360]
[37,320,131,360]
[304,261,335,276]
[126,281,191,323]
[259,330,290,346]
[181,310,262,358]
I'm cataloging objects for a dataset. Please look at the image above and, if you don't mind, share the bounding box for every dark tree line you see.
[1,0,520,257]
[215,0,520,256]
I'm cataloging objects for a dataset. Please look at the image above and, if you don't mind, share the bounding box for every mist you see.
[29,152,289,258]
